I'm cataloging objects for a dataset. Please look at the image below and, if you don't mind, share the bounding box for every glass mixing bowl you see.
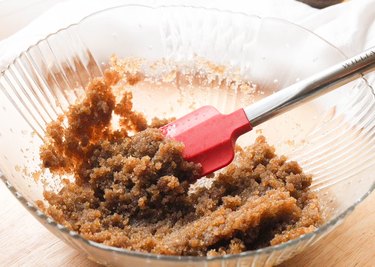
[1,4,375,267]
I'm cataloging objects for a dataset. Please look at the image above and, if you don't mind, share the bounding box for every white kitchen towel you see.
[0,0,374,70]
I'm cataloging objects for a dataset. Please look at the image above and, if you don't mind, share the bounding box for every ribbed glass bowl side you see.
[1,5,375,267]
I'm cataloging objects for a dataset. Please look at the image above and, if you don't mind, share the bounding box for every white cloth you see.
[0,0,374,70]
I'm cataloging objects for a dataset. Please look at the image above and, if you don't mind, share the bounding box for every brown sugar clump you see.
[40,59,321,256]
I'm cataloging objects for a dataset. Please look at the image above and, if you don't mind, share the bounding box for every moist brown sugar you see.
[39,60,322,256]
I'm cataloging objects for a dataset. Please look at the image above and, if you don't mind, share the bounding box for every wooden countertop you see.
[1,180,375,266]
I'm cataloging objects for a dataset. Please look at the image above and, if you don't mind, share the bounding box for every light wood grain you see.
[281,190,375,267]
[0,181,98,267]
[1,180,375,266]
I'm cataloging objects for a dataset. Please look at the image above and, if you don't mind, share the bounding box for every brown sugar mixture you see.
[39,59,322,256]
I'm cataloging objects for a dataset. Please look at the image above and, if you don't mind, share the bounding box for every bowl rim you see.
[1,3,375,263]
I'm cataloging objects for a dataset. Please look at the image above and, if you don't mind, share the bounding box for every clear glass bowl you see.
[1,4,375,267]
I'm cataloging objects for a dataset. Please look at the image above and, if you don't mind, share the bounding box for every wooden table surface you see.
[1,180,375,266]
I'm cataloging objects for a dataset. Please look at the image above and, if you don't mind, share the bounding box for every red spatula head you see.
[160,106,252,177]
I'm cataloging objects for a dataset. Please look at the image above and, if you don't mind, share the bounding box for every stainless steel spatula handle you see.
[245,47,375,127]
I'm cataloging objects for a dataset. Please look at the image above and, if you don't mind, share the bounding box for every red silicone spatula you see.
[161,48,375,177]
